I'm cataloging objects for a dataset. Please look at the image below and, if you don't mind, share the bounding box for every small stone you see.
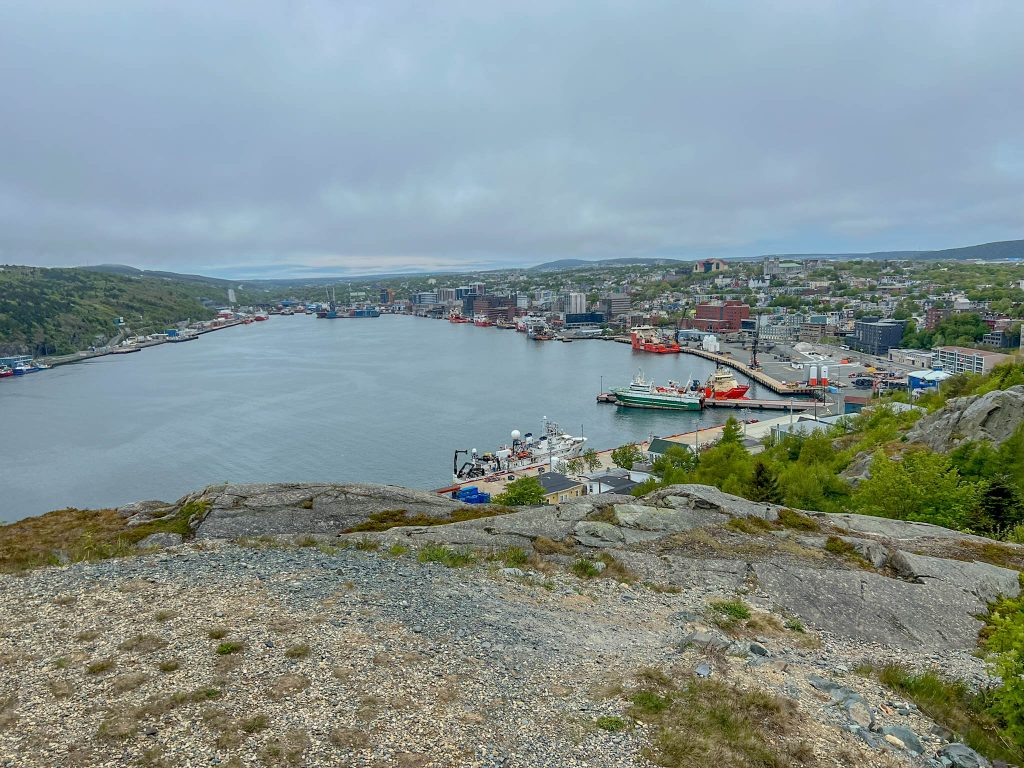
[844,696,875,730]
[695,662,712,678]
[749,642,769,657]
[882,725,923,754]
[144,726,158,736]
[501,568,526,578]
[412,625,423,633]
[264,640,275,648]
[885,734,906,750]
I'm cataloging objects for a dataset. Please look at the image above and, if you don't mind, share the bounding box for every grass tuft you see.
[726,517,775,535]
[215,642,243,656]
[572,558,601,579]
[709,599,751,620]
[777,509,820,531]
[417,543,476,568]
[86,658,115,675]
[386,542,410,558]
[595,715,627,732]
[284,644,310,659]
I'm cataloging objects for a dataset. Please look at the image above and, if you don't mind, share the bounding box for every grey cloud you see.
[1,1,1022,275]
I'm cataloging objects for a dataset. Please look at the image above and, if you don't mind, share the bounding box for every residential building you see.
[851,318,906,355]
[982,330,1013,348]
[932,346,1011,374]
[583,469,639,496]
[925,307,952,330]
[411,291,439,305]
[536,472,586,504]
[692,258,729,274]
[436,287,457,303]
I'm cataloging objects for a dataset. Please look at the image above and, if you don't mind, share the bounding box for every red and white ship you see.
[630,326,681,354]
[703,366,750,400]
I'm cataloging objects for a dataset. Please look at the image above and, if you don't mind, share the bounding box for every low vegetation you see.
[343,506,513,533]
[625,668,815,767]
[0,500,209,573]
[874,665,1022,764]
[417,543,476,568]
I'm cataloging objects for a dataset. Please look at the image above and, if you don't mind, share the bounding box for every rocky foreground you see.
[1,483,1021,768]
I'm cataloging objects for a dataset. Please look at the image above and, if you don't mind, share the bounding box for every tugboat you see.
[611,370,703,411]
[703,366,751,400]
[472,315,493,327]
[448,311,471,323]
[453,421,587,481]
[630,326,681,354]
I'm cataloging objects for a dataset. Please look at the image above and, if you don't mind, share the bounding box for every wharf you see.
[704,397,820,411]
[679,345,816,396]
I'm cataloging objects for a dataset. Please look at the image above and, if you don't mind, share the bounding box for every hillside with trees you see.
[0,266,225,356]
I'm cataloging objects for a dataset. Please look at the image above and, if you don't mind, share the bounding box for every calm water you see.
[0,316,766,522]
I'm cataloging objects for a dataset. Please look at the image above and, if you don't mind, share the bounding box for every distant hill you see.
[764,238,1024,262]
[530,256,688,271]
[0,266,224,356]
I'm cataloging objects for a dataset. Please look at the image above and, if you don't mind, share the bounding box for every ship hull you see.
[613,392,702,411]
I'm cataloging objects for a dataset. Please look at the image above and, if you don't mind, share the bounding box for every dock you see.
[704,397,819,411]
[596,393,824,411]
[679,345,817,396]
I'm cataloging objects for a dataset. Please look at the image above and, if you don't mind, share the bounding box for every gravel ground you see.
[0,541,990,767]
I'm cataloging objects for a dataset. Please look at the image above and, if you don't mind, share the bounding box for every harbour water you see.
[0,316,768,522]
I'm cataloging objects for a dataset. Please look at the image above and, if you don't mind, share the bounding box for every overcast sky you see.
[1,1,1022,277]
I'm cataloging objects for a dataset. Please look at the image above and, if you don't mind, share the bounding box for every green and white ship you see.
[612,370,704,411]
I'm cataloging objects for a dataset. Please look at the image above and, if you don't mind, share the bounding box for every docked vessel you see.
[703,366,750,400]
[0,365,13,378]
[630,326,681,354]
[612,370,703,411]
[448,312,471,323]
[472,315,493,327]
[453,421,587,481]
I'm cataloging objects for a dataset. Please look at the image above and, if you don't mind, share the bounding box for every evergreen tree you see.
[748,461,782,504]
[978,474,1023,532]
[719,417,744,446]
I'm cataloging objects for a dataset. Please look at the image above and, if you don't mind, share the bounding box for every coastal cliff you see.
[2,482,1021,767]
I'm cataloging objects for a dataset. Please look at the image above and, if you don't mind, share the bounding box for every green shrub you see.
[215,642,243,656]
[984,578,1024,755]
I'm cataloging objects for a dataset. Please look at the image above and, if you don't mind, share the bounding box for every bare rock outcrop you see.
[905,384,1024,452]
[187,482,473,539]
[144,481,1023,654]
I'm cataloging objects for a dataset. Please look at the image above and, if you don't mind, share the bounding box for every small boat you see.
[473,315,493,327]
[448,313,472,323]
[0,366,13,379]
[253,313,269,321]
